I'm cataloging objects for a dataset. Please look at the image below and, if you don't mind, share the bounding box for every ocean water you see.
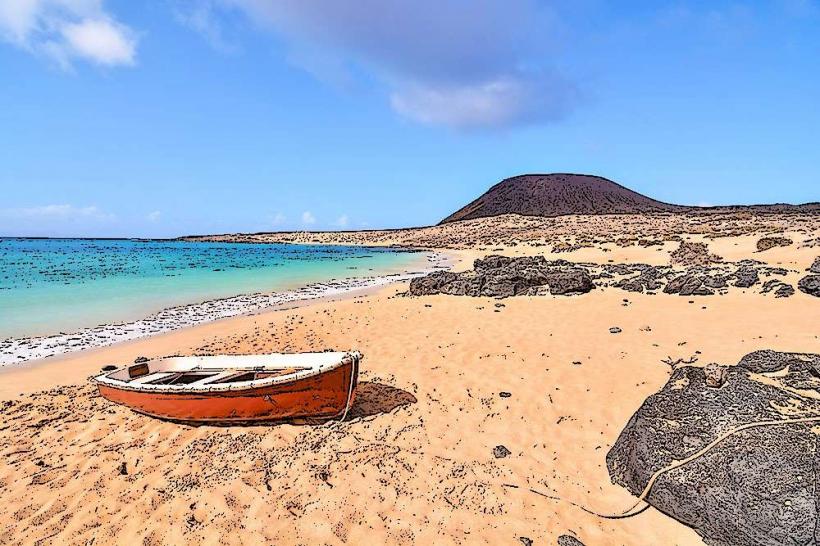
[0,239,427,339]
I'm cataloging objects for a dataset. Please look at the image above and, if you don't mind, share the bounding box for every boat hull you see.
[96,358,358,423]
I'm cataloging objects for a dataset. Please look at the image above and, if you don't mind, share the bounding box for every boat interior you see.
[97,352,358,388]
[122,366,310,386]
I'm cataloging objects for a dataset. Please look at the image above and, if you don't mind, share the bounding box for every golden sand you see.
[1,216,819,545]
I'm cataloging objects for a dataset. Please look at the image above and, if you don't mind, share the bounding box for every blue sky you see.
[1,0,819,238]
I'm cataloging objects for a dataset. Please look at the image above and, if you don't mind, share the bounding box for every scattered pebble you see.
[558,535,585,546]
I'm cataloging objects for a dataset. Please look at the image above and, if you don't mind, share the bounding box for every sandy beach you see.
[8,1,820,541]
[2,214,819,545]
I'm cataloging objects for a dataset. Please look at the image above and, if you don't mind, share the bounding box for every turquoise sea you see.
[0,239,426,339]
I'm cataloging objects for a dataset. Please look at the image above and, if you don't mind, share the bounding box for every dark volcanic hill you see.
[440,173,819,224]
[440,174,685,224]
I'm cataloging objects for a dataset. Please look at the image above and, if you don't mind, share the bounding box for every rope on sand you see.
[517,414,820,519]
[324,352,359,429]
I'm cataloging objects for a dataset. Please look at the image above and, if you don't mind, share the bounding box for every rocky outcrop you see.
[810,257,820,274]
[607,350,820,546]
[756,236,793,252]
[733,265,760,288]
[408,256,594,298]
[669,241,721,267]
[798,275,820,297]
[761,279,795,298]
[409,256,799,300]
[611,264,667,293]
[663,269,728,296]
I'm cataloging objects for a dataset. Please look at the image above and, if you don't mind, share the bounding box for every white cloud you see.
[147,210,161,222]
[390,74,575,130]
[332,214,349,228]
[61,18,136,65]
[300,210,316,225]
[178,0,576,130]
[0,0,137,68]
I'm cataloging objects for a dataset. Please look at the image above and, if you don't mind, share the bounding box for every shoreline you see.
[0,251,451,368]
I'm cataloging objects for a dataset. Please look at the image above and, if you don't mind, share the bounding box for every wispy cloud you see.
[177,0,577,130]
[269,212,287,227]
[4,204,115,221]
[0,0,137,69]
[173,0,239,54]
[147,210,161,222]
[300,210,316,225]
[332,214,349,228]
[390,74,575,130]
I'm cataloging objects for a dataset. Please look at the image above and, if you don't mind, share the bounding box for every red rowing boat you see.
[93,351,360,423]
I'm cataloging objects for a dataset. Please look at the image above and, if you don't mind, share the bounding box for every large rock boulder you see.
[408,256,594,298]
[607,350,820,546]
[798,275,820,297]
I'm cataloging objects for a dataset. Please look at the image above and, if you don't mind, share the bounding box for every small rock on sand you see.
[493,445,511,458]
[609,327,622,334]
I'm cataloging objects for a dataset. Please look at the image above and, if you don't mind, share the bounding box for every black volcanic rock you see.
[441,174,683,223]
[733,266,760,288]
[756,236,793,252]
[761,279,795,298]
[798,275,820,297]
[407,256,594,298]
[607,350,820,546]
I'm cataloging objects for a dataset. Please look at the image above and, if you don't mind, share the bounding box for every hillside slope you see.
[441,174,685,223]
[440,173,819,224]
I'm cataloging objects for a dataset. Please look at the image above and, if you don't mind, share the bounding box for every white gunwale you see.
[93,351,360,394]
